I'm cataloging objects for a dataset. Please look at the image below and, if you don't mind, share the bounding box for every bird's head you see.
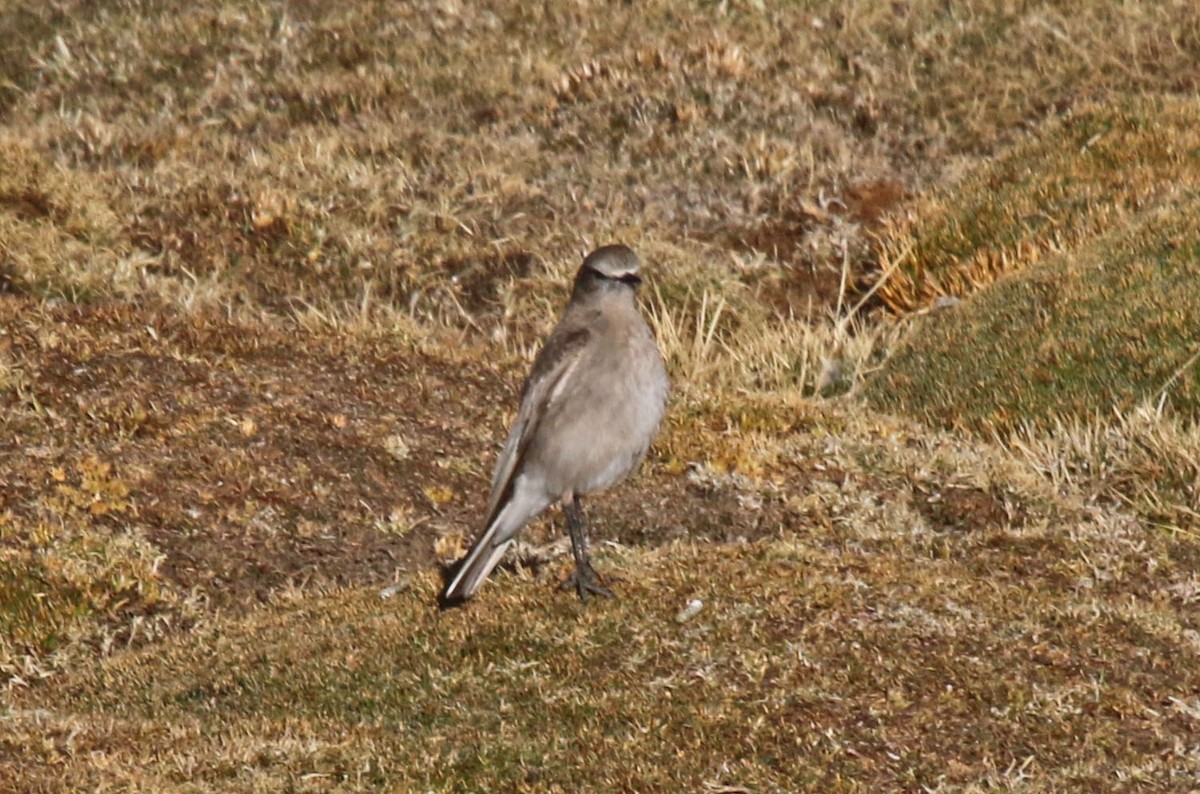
[572,244,643,300]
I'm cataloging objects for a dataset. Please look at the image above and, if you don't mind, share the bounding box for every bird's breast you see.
[531,315,667,496]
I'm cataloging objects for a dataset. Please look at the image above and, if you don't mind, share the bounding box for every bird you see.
[440,244,669,606]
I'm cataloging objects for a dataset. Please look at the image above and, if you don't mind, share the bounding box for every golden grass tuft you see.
[0,457,197,685]
[875,97,1200,313]
[0,136,133,299]
[1008,403,1200,535]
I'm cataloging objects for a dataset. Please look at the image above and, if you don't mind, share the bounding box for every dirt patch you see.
[846,178,908,229]
[912,483,1015,532]
[437,248,537,316]
[0,189,55,221]
[1,298,508,608]
[719,179,910,319]
[1,296,819,615]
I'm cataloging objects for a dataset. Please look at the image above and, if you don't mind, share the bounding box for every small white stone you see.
[384,434,411,461]
[675,598,704,623]
[379,582,409,599]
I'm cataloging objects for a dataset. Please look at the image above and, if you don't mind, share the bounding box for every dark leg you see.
[560,495,613,603]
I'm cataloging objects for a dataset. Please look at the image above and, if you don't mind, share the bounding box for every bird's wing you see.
[483,322,593,524]
[441,324,594,606]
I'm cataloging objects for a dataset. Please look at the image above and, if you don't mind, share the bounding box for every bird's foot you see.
[559,561,613,603]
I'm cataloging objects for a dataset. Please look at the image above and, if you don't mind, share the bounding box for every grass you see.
[874,97,1200,314]
[864,100,1200,533]
[0,414,201,684]
[0,136,133,300]
[3,0,1200,790]
[12,403,1200,791]
[1007,404,1200,535]
[866,185,1200,433]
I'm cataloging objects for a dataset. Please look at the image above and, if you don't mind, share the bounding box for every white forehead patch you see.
[583,244,640,279]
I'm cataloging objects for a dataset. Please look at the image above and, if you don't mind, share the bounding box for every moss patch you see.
[876,97,1200,313]
[866,190,1200,433]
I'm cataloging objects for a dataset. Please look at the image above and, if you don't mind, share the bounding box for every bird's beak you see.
[616,273,643,286]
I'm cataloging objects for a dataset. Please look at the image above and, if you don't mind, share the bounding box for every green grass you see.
[26,523,1200,791]
[863,112,1200,530]
[0,460,185,680]
[875,97,1200,313]
[866,186,1200,434]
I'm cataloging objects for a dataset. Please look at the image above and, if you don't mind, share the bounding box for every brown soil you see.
[1,294,830,613]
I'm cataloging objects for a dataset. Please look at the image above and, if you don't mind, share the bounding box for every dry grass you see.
[3,0,1200,790]
[875,97,1200,313]
[865,186,1200,433]
[645,258,904,402]
[1009,403,1200,535]
[12,401,1200,792]
[0,136,133,299]
[5,0,1197,322]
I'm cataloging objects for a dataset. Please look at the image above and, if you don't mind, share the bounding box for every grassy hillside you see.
[864,99,1200,533]
[10,403,1200,791]
[4,0,1200,790]
[874,98,1200,314]
[869,174,1200,433]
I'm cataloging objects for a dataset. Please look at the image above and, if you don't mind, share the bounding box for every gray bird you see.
[441,244,669,605]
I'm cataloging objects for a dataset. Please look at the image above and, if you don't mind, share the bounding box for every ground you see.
[3,0,1200,790]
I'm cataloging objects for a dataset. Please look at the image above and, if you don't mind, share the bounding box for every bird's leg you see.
[560,493,613,603]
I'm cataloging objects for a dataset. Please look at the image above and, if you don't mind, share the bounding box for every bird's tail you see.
[440,492,543,606]
[440,532,513,607]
